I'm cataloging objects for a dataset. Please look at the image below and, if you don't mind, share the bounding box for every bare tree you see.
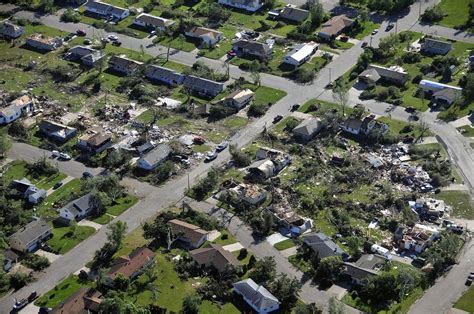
[250,70,261,88]
[332,84,349,116]
[166,228,180,250]
[416,120,430,143]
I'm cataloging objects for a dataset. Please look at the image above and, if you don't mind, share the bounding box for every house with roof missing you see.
[0,20,24,38]
[26,33,63,51]
[183,75,224,98]
[84,1,130,21]
[421,38,452,55]
[185,26,223,47]
[279,5,310,23]
[221,88,255,110]
[59,193,94,222]
[398,224,440,253]
[418,79,462,106]
[51,287,102,314]
[218,0,263,11]
[65,45,105,67]
[9,218,52,252]
[133,13,175,32]
[0,95,33,125]
[248,147,291,180]
[283,41,318,67]
[106,247,155,283]
[229,183,267,205]
[233,278,280,314]
[343,254,387,285]
[145,64,185,85]
[318,15,355,41]
[39,120,77,142]
[137,143,171,170]
[190,243,241,272]
[108,55,144,75]
[11,177,47,204]
[77,129,112,154]
[358,64,408,86]
[302,232,347,259]
[292,117,322,141]
[168,219,209,248]
[232,40,273,60]
[268,202,312,236]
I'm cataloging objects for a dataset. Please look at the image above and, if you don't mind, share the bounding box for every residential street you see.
[1,0,473,312]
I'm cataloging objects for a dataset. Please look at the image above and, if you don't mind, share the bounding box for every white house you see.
[0,20,24,38]
[233,278,280,314]
[145,64,185,85]
[108,55,143,75]
[59,193,93,222]
[218,0,263,12]
[133,13,174,32]
[0,95,33,125]
[137,144,171,170]
[84,1,130,21]
[26,33,62,51]
[185,26,223,47]
[283,41,318,66]
[9,219,52,253]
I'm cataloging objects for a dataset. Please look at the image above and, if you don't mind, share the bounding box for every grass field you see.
[2,160,66,190]
[37,179,83,218]
[48,225,96,254]
[437,0,471,29]
[377,116,433,138]
[457,125,474,137]
[454,286,474,313]
[35,275,90,308]
[212,230,238,246]
[436,190,474,219]
[274,239,296,251]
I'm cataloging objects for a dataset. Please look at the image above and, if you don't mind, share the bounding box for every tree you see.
[0,134,11,158]
[89,190,111,216]
[316,256,344,284]
[100,291,150,314]
[182,295,201,314]
[152,161,175,184]
[269,273,301,305]
[416,120,430,142]
[328,296,345,314]
[294,303,322,314]
[248,256,276,285]
[107,221,127,250]
[8,121,28,139]
[113,273,130,291]
[345,236,362,259]
[332,84,349,116]
[308,0,324,27]
[9,272,31,290]
[229,144,252,167]
[462,73,474,102]
[250,69,261,87]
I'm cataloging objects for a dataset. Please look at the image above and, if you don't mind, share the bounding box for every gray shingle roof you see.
[141,143,171,166]
[233,278,279,311]
[183,75,224,94]
[145,65,183,83]
[10,219,51,246]
[303,232,345,258]
[292,118,321,137]
[232,40,271,56]
[61,193,92,218]
[279,6,310,22]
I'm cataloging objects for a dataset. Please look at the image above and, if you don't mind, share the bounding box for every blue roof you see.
[419,80,462,91]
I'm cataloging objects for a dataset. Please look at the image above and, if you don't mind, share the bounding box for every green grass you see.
[154,35,197,52]
[457,125,474,137]
[202,25,236,59]
[212,230,238,246]
[2,160,67,191]
[36,179,83,218]
[106,194,139,216]
[48,225,96,254]
[199,300,241,314]
[274,239,296,251]
[299,98,355,116]
[352,21,379,40]
[436,190,474,219]
[288,255,311,273]
[438,0,470,29]
[192,144,212,153]
[377,116,433,138]
[454,286,474,313]
[35,275,90,308]
[223,116,248,129]
[250,84,287,105]
[91,213,115,224]
[114,227,148,257]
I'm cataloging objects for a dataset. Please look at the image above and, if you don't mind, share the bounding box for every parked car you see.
[272,115,283,124]
[51,150,60,158]
[12,298,28,311]
[107,34,119,41]
[76,29,86,36]
[205,151,218,162]
[28,291,38,302]
[112,41,122,46]
[101,37,110,43]
[405,106,416,113]
[339,36,349,42]
[78,270,88,280]
[386,23,394,31]
[466,278,472,286]
[371,29,379,35]
[82,171,93,179]
[53,182,63,190]
[149,30,157,37]
[361,41,368,48]
[59,153,71,160]
[38,307,53,314]
[290,104,300,112]
[193,136,206,145]
[216,141,229,152]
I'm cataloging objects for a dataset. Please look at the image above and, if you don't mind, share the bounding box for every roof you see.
[168,219,209,245]
[279,6,310,22]
[354,254,387,270]
[249,159,275,177]
[109,55,143,70]
[135,13,174,28]
[79,130,111,147]
[68,45,96,57]
[366,64,408,82]
[233,39,272,55]
[190,243,240,272]
[233,278,279,311]
[319,15,354,36]
[223,88,255,104]
[292,118,321,137]
[51,287,102,314]
[344,254,386,281]
[186,26,222,39]
[284,41,318,63]
[0,104,22,117]
[419,79,462,91]
[10,95,32,107]
[108,247,155,279]
[183,75,224,94]
[10,219,51,246]
[2,249,19,262]
[11,177,34,193]
[27,33,58,45]
[85,0,111,12]
[422,38,452,51]
[358,68,381,83]
[61,193,92,218]
[303,232,345,258]
[39,120,76,138]
[433,88,458,101]
[342,118,363,130]
[145,64,183,82]
[0,21,22,34]
[193,103,211,116]
[140,143,171,166]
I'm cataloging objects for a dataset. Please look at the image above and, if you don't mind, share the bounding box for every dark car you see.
[272,115,283,124]
[361,41,368,48]
[466,278,472,286]
[290,104,300,112]
[76,29,86,36]
[405,106,416,113]
[53,182,63,190]
[38,307,53,314]
[28,291,38,302]
[82,171,93,179]
[112,41,122,46]
[386,23,394,31]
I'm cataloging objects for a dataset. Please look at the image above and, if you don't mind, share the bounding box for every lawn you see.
[351,21,379,40]
[377,116,433,138]
[35,275,90,308]
[457,125,474,137]
[252,85,287,105]
[299,98,355,116]
[435,190,474,219]
[288,255,311,273]
[212,230,238,246]
[454,286,474,313]
[223,116,248,129]
[274,239,296,251]
[199,300,241,314]
[2,160,67,191]
[36,179,83,218]
[106,194,139,216]
[437,0,471,29]
[48,224,96,254]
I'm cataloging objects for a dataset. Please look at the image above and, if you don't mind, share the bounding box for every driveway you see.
[35,249,61,263]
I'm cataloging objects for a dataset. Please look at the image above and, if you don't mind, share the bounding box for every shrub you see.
[22,254,50,271]
[248,103,269,117]
[61,9,81,23]
[289,67,315,83]
[238,248,248,260]
[422,5,444,22]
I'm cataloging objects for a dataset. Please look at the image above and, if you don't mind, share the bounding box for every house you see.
[248,159,275,180]
[108,55,144,75]
[62,0,87,5]
[185,26,223,47]
[190,243,240,272]
[232,40,272,60]
[183,75,224,98]
[26,33,62,51]
[2,249,19,272]
[283,41,318,66]
[302,232,347,259]
[84,1,130,21]
[341,115,388,137]
[229,183,267,205]
[409,198,449,218]
[0,95,33,125]
[292,117,322,141]
[318,15,355,41]
[193,103,211,116]
[81,51,105,67]
[137,143,171,170]
[221,88,255,110]
[218,0,263,12]
[421,38,452,55]
[133,13,175,32]
[59,193,94,222]
[248,147,291,179]
[66,45,105,67]
[359,64,408,86]
[9,218,52,253]
[419,80,462,106]
[279,5,310,23]
[11,178,46,204]
[0,20,24,38]
[168,219,209,248]
[268,203,312,236]
[398,224,440,253]
[233,278,280,314]
[145,65,185,85]
[51,287,102,314]
[470,55,474,70]
[107,247,155,281]
[39,120,77,142]
[343,254,387,285]
[77,129,112,154]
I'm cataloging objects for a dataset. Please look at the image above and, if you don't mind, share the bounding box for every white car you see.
[107,34,119,41]
[51,150,60,158]
[59,153,71,160]
[371,29,379,35]
[216,141,229,151]
[205,151,218,162]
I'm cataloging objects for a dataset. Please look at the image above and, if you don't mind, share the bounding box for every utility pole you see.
[419,0,422,19]
[328,67,332,84]
[370,36,373,47]
[395,20,398,34]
